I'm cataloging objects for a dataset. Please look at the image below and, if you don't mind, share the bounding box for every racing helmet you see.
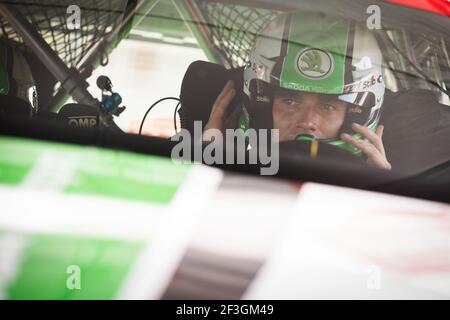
[241,11,385,154]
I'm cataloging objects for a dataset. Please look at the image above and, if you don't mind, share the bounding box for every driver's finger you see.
[211,81,235,117]
[341,133,381,160]
[341,133,391,170]
[374,125,387,156]
[368,156,392,170]
[224,103,242,129]
[375,125,384,139]
[351,123,385,155]
[206,81,236,130]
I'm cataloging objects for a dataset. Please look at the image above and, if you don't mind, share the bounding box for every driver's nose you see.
[297,105,319,133]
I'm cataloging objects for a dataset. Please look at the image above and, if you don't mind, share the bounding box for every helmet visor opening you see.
[273,85,377,109]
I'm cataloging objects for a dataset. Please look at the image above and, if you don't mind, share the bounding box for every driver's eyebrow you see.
[276,89,301,99]
[318,95,342,105]
[277,93,294,99]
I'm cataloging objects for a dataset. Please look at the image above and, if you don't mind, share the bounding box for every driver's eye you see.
[282,98,298,107]
[320,103,337,111]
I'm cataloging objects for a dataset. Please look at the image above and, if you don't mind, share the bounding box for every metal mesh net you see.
[192,0,283,68]
[0,0,128,68]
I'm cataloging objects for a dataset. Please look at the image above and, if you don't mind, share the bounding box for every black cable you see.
[139,97,180,136]
[173,101,181,134]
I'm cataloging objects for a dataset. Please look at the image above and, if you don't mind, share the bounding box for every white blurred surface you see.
[244,183,450,299]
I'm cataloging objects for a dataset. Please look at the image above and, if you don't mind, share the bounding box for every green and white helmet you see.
[242,11,385,154]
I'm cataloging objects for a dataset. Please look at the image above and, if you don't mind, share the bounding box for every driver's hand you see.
[341,123,392,170]
[203,81,240,141]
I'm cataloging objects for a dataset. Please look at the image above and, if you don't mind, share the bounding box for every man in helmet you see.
[204,11,392,170]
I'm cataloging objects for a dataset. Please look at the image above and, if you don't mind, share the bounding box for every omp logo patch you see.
[68,116,97,128]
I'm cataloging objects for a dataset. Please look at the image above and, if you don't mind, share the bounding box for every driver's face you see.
[273,89,348,141]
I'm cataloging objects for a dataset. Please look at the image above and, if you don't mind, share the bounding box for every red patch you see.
[385,0,450,17]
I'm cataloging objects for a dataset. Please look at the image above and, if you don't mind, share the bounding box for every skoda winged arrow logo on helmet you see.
[301,50,324,73]
[296,48,334,79]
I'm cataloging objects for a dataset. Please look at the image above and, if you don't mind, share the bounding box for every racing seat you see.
[380,89,450,175]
